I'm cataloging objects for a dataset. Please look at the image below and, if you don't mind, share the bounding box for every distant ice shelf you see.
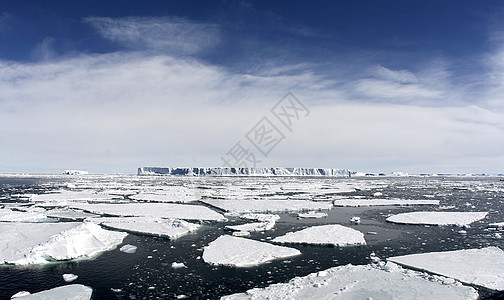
[138,167,353,177]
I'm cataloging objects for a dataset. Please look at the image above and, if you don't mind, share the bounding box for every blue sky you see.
[1,1,503,174]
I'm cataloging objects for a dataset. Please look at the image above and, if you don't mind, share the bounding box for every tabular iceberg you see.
[138,167,352,177]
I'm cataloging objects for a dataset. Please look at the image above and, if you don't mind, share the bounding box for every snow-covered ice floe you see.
[0,208,50,223]
[11,284,93,299]
[221,262,478,300]
[201,199,332,213]
[272,225,366,246]
[70,203,226,221]
[389,247,504,290]
[297,211,327,219]
[202,235,301,267]
[129,190,199,203]
[386,211,488,226]
[333,198,439,207]
[30,190,124,203]
[93,217,200,239]
[0,222,127,265]
[225,213,280,233]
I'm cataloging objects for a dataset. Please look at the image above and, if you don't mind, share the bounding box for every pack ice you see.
[386,211,488,226]
[272,225,366,246]
[333,198,439,207]
[221,262,478,300]
[202,235,301,267]
[11,284,92,299]
[0,222,126,265]
[389,247,504,290]
[94,217,200,239]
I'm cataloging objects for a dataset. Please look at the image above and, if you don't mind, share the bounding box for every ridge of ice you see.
[202,235,301,267]
[386,211,488,226]
[272,224,366,246]
[221,262,478,300]
[389,247,504,290]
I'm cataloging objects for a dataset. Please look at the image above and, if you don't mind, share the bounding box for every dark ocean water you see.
[0,176,503,299]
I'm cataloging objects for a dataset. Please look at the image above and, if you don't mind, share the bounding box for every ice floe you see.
[201,199,332,213]
[297,211,327,219]
[202,235,301,267]
[389,247,504,290]
[30,191,123,203]
[11,284,93,300]
[0,222,126,265]
[62,273,78,282]
[120,244,137,254]
[333,198,439,207]
[95,217,200,239]
[272,224,366,246]
[488,222,504,228]
[221,262,478,300]
[386,211,488,226]
[70,203,226,221]
[0,208,50,222]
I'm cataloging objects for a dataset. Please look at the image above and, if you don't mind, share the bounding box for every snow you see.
[0,222,127,265]
[201,199,332,213]
[386,211,488,226]
[70,203,226,221]
[0,208,50,222]
[11,284,92,300]
[120,244,138,254]
[202,235,301,267]
[297,211,327,219]
[333,198,439,207]
[221,262,478,300]
[272,225,366,246]
[62,274,78,282]
[389,247,504,290]
[96,217,200,239]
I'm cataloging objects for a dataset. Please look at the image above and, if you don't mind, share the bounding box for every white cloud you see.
[373,66,418,83]
[84,16,220,54]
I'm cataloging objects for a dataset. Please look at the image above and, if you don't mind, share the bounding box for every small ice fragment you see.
[367,232,378,235]
[120,244,138,254]
[350,216,361,224]
[62,273,78,282]
[232,231,251,237]
[458,230,467,235]
[176,295,188,299]
[297,211,328,219]
[493,233,502,239]
[171,262,186,268]
[373,192,383,197]
[110,288,122,293]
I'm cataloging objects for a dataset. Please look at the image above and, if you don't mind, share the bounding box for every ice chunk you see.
[203,235,301,267]
[171,262,186,268]
[120,244,137,254]
[273,224,366,246]
[11,284,92,300]
[386,211,488,226]
[201,199,332,213]
[11,291,31,298]
[389,247,504,290]
[70,203,225,221]
[221,263,478,299]
[488,222,504,228]
[0,222,127,265]
[225,213,279,233]
[226,222,274,232]
[62,273,78,282]
[333,199,439,207]
[297,211,327,219]
[97,217,200,239]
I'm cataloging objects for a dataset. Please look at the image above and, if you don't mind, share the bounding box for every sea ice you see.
[129,190,199,203]
[0,222,127,265]
[297,211,327,219]
[202,235,301,267]
[0,208,50,222]
[62,273,79,282]
[70,203,226,221]
[226,222,274,232]
[97,217,200,239]
[171,262,186,268]
[333,198,439,207]
[272,224,366,246]
[120,244,138,254]
[386,211,488,226]
[389,247,504,290]
[11,284,93,300]
[221,262,478,300]
[201,199,332,213]
[488,222,504,228]
[30,190,123,203]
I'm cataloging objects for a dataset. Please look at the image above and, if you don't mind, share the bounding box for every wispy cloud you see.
[84,16,220,54]
[0,12,14,33]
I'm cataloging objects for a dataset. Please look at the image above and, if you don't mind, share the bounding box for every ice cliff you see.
[138,167,353,177]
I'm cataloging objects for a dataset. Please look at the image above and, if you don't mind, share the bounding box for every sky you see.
[0,0,503,174]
